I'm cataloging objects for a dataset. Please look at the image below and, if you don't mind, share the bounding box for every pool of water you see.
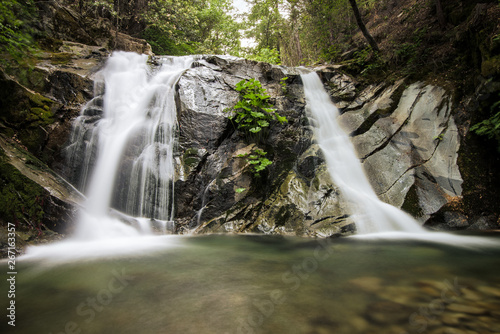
[3,234,500,334]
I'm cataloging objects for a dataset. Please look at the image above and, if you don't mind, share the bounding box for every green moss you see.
[0,72,56,155]
[27,107,53,124]
[184,157,199,168]
[49,52,73,65]
[0,151,47,231]
[8,66,47,92]
[183,148,200,168]
[185,148,199,155]
[28,90,54,109]
[481,55,500,77]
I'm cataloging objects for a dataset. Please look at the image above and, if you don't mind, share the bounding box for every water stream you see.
[301,72,423,235]
[78,53,194,232]
[7,235,500,334]
[24,52,195,259]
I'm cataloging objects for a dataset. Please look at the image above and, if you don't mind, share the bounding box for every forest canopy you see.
[1,0,499,74]
[0,0,383,66]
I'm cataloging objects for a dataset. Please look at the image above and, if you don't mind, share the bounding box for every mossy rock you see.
[49,52,74,65]
[482,55,500,77]
[0,151,47,232]
[0,70,58,155]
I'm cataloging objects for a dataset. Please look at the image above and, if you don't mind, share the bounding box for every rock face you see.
[0,38,105,250]
[169,56,483,235]
[339,81,463,222]
[35,1,152,55]
[2,51,496,243]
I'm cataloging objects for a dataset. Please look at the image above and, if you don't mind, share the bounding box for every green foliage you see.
[248,48,281,65]
[226,78,287,138]
[343,47,385,77]
[237,149,273,177]
[76,0,241,56]
[195,0,242,55]
[0,0,37,64]
[470,94,500,150]
[245,0,284,53]
[235,187,246,193]
[280,77,288,94]
[226,78,287,177]
[143,26,197,55]
[393,27,427,72]
[295,0,355,64]
[141,0,241,55]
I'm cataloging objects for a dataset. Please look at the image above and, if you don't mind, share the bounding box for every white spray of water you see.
[301,72,500,248]
[23,52,193,260]
[86,53,192,220]
[301,72,423,234]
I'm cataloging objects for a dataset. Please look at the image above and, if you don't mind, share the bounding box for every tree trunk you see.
[435,0,446,29]
[348,0,380,52]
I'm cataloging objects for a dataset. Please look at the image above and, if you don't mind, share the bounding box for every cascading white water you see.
[22,52,191,260]
[301,72,424,234]
[75,52,194,239]
[301,72,500,248]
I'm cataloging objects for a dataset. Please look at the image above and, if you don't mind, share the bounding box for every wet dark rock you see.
[35,1,152,55]
[443,212,470,229]
[467,215,499,231]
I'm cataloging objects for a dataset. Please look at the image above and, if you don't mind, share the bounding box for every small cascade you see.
[301,72,424,234]
[67,52,194,238]
[195,179,214,228]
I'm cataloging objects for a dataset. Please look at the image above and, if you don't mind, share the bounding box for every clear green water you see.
[3,234,500,334]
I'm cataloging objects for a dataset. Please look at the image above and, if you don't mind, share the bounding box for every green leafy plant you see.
[226,78,287,137]
[237,149,273,177]
[433,133,445,141]
[0,0,37,65]
[470,95,500,150]
[225,78,287,177]
[235,187,246,193]
[248,48,281,65]
[280,77,288,94]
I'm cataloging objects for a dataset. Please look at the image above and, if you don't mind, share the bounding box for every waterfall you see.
[67,52,194,238]
[301,72,424,234]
